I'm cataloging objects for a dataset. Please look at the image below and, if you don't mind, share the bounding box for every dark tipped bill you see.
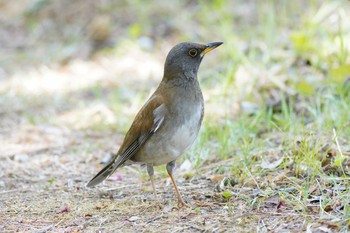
[201,41,223,56]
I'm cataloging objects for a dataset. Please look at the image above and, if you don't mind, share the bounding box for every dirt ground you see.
[0,32,348,233]
[1,1,349,232]
[0,128,308,233]
[0,122,339,232]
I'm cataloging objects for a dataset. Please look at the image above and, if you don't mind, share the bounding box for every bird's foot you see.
[172,198,190,210]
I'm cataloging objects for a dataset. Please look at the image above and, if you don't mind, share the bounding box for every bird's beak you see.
[201,42,223,57]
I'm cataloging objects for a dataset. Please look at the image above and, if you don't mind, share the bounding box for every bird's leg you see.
[147,164,158,199]
[166,160,189,208]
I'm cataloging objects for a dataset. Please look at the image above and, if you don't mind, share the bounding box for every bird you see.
[87,41,223,208]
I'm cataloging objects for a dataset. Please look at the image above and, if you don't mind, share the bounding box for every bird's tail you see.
[86,160,119,188]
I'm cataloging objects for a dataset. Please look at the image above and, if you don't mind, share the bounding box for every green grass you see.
[2,0,349,231]
[181,1,350,229]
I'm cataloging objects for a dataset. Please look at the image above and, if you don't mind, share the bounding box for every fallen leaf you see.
[218,177,237,191]
[55,205,70,214]
[110,172,123,181]
[260,157,284,169]
[222,191,233,199]
[209,175,225,182]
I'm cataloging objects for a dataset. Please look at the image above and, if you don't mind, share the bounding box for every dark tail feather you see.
[86,160,118,188]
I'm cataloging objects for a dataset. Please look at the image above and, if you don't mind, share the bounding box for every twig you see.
[34,225,53,233]
[35,219,65,233]
[332,128,346,176]
[0,189,21,195]
[333,128,344,158]
[246,167,262,193]
[104,183,141,191]
[99,218,109,229]
[146,213,164,224]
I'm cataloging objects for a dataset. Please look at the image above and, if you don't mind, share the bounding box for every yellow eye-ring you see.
[188,49,198,57]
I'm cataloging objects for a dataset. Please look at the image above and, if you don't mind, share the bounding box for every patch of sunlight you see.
[55,103,117,129]
[0,0,32,20]
[0,125,69,157]
[0,45,163,97]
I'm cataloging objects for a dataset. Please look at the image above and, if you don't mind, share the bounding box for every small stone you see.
[163,205,173,212]
[128,216,140,222]
[14,154,29,162]
[179,159,192,171]
[67,179,74,189]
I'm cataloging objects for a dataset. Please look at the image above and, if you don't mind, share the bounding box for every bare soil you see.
[0,127,333,232]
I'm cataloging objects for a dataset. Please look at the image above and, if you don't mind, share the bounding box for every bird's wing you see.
[86,95,167,187]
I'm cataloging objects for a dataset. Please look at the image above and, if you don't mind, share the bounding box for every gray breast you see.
[134,81,204,166]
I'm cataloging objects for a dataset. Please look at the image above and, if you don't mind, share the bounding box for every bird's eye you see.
[188,49,198,57]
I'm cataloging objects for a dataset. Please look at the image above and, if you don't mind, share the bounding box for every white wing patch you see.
[152,104,166,132]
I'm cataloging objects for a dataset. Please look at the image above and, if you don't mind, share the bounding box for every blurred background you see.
[1,0,349,158]
[1,0,350,231]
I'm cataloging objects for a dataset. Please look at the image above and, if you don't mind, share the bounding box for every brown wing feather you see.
[86,94,167,187]
[117,94,165,156]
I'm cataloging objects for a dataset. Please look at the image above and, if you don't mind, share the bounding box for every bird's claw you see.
[171,199,190,210]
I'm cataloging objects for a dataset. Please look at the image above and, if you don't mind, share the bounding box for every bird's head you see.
[163,41,223,82]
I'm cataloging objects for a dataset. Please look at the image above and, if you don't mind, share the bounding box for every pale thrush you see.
[87,41,223,207]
